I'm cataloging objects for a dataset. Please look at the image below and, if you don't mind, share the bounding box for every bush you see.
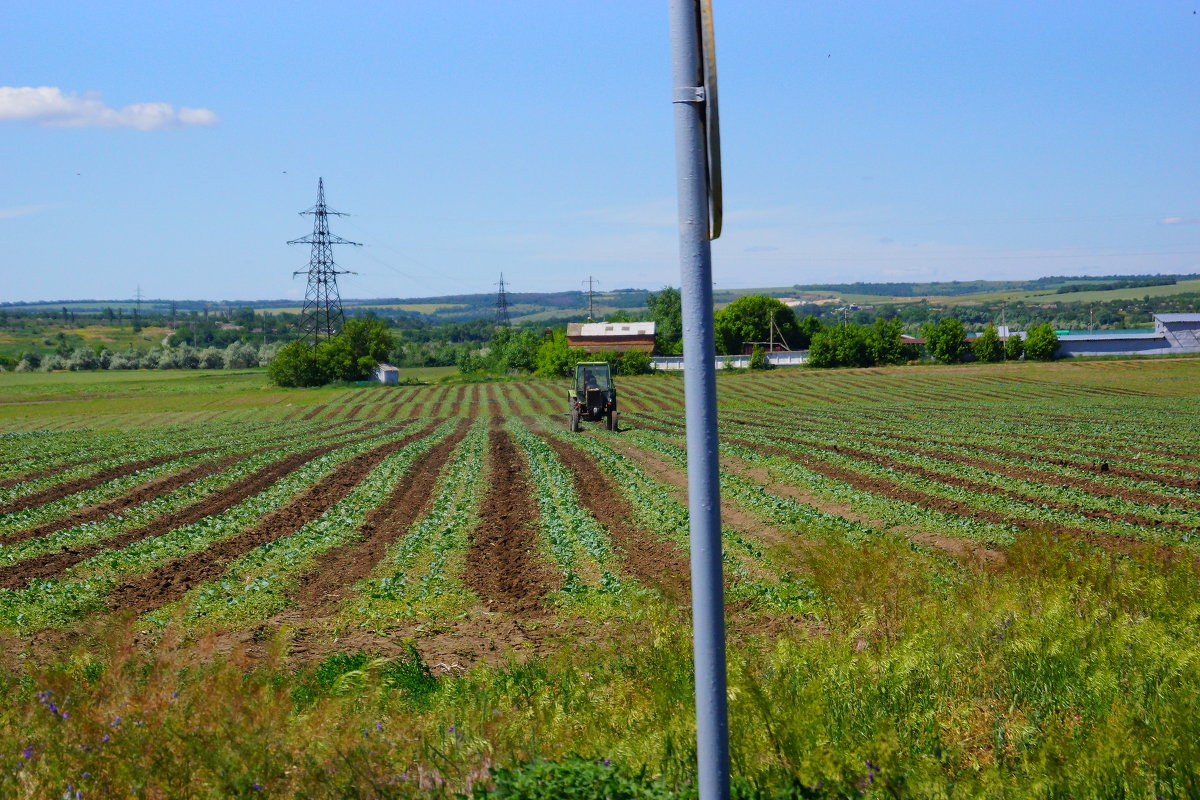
[618,350,653,375]
[748,344,772,370]
[68,348,98,371]
[141,348,163,369]
[1005,332,1025,361]
[223,341,259,369]
[923,318,968,364]
[535,331,589,378]
[267,341,328,387]
[808,325,871,368]
[257,342,280,367]
[972,324,1003,363]
[866,317,905,365]
[1024,323,1060,361]
[198,347,224,369]
[108,352,141,370]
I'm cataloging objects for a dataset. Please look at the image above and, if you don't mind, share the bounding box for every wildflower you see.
[376,721,384,732]
[252,783,263,792]
[22,746,33,760]
[100,736,109,744]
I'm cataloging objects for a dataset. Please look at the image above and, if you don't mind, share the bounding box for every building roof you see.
[1056,332,1165,341]
[1154,313,1200,323]
[375,363,400,372]
[567,321,655,337]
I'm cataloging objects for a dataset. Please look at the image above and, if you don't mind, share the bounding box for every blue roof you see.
[1154,313,1200,323]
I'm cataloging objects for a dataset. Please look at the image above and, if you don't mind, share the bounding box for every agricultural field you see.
[1,359,1199,797]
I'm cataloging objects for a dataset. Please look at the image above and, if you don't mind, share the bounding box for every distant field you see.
[0,325,169,358]
[1016,277,1200,304]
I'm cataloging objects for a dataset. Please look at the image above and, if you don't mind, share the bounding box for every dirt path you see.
[539,431,690,601]
[103,423,438,618]
[286,421,470,615]
[463,422,558,614]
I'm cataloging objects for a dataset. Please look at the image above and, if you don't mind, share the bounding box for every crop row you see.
[351,418,491,629]
[508,419,633,611]
[0,422,394,568]
[0,422,430,632]
[153,419,463,632]
[556,426,821,614]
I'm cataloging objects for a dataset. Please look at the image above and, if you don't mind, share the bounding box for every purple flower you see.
[21,746,33,760]
[100,736,109,744]
[252,783,263,791]
[376,721,384,732]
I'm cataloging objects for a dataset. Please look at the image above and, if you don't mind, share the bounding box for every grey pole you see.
[668,1,730,798]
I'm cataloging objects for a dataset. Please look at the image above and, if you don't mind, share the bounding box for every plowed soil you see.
[0,450,214,515]
[464,422,557,614]
[104,423,438,617]
[541,433,689,600]
[3,454,244,547]
[287,420,470,615]
[0,442,359,591]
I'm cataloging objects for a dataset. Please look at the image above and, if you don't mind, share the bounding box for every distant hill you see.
[5,273,1200,325]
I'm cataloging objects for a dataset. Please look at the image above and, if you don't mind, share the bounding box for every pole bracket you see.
[673,85,706,104]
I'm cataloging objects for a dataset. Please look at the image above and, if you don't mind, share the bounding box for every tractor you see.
[567,361,618,432]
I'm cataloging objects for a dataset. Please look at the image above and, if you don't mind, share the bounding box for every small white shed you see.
[371,364,400,384]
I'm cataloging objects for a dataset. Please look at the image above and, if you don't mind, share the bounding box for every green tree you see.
[713,295,801,355]
[972,324,1003,363]
[267,340,327,387]
[535,331,589,377]
[1005,331,1025,361]
[866,317,905,365]
[795,315,823,349]
[337,316,395,380]
[807,324,871,368]
[1024,323,1060,361]
[617,350,652,375]
[607,310,635,323]
[645,288,682,354]
[923,318,967,364]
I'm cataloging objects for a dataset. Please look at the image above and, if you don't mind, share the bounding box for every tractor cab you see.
[567,361,618,432]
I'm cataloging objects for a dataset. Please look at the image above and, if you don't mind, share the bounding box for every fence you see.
[651,351,808,371]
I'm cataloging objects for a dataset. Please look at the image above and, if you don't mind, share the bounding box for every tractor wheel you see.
[569,408,581,433]
[605,411,616,431]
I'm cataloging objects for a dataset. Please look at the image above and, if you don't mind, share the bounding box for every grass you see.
[2,535,1197,797]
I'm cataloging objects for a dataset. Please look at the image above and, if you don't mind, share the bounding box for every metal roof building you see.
[566,321,657,353]
[1044,314,1200,358]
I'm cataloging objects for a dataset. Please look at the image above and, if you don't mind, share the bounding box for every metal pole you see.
[668,1,729,798]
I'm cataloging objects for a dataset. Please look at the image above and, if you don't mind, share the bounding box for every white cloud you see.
[1160,216,1200,225]
[0,86,218,130]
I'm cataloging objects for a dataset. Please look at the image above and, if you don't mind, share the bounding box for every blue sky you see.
[2,1,1197,303]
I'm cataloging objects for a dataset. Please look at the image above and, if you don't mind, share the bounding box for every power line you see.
[288,178,361,345]
[494,273,511,327]
[582,275,599,321]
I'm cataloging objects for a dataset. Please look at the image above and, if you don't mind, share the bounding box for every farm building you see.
[566,321,656,353]
[371,363,400,384]
[1041,313,1200,358]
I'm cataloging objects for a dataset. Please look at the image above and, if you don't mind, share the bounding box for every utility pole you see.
[170,302,177,332]
[495,273,511,327]
[582,276,599,321]
[289,178,361,345]
[669,1,729,798]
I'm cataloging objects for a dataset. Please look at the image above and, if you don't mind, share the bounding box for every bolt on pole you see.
[668,1,730,798]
